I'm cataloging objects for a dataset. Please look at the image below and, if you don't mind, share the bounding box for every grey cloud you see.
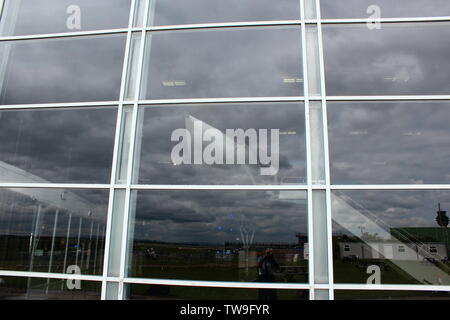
[131,190,308,244]
[323,23,450,96]
[2,0,131,36]
[328,101,450,184]
[0,33,126,105]
[321,0,450,19]
[0,107,117,183]
[137,103,306,185]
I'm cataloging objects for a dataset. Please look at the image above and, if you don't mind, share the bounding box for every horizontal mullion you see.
[331,185,450,190]
[138,96,305,105]
[0,183,111,189]
[0,101,119,110]
[314,284,331,290]
[1,17,449,41]
[0,20,305,41]
[326,95,450,102]
[143,20,302,32]
[321,16,450,24]
[0,270,104,282]
[130,184,308,191]
[334,284,450,292]
[124,277,310,290]
[0,28,129,42]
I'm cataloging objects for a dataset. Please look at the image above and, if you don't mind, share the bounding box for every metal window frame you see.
[0,0,449,301]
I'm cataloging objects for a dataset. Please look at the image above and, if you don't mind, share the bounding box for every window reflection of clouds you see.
[152,0,300,25]
[128,190,309,282]
[132,191,308,244]
[142,27,303,99]
[137,103,306,185]
[323,23,450,96]
[1,0,132,36]
[0,107,117,183]
[321,0,450,19]
[0,34,126,105]
[328,101,450,184]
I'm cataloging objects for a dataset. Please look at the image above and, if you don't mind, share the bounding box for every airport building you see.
[0,0,449,300]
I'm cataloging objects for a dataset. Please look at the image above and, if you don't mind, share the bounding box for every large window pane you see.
[149,0,300,26]
[127,284,309,300]
[135,103,306,185]
[0,276,101,300]
[323,23,450,96]
[141,27,303,99]
[0,188,109,275]
[321,0,450,19]
[332,190,450,286]
[0,0,132,36]
[0,34,126,105]
[127,190,309,283]
[0,107,117,184]
[328,101,450,185]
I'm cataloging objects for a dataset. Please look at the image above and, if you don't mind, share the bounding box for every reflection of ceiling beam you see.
[333,194,450,285]
[184,114,258,184]
[0,160,98,218]
[184,115,305,198]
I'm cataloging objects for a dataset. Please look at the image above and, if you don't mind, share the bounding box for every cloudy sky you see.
[0,33,126,105]
[1,0,131,36]
[320,0,450,19]
[323,22,450,95]
[151,0,299,25]
[0,107,117,183]
[142,27,303,99]
[131,190,308,245]
[137,103,306,185]
[328,101,450,184]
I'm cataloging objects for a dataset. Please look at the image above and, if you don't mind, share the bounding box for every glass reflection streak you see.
[332,190,450,286]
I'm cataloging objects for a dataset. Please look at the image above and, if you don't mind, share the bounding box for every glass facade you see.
[0,0,449,301]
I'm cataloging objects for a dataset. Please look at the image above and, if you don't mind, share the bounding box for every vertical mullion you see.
[316,0,334,300]
[101,0,137,300]
[118,0,151,300]
[300,0,315,300]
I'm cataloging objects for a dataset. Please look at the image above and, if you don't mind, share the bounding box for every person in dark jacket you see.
[257,248,279,300]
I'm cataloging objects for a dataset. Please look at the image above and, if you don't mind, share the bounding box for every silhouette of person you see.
[257,248,279,300]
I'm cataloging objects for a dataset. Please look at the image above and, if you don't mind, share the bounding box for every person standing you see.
[257,248,279,300]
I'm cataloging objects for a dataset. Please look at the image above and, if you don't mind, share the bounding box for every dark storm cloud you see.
[321,0,450,19]
[1,0,131,36]
[136,103,306,185]
[328,101,450,184]
[131,190,308,244]
[152,0,299,25]
[323,23,450,96]
[0,107,117,183]
[0,33,126,105]
[142,27,303,99]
